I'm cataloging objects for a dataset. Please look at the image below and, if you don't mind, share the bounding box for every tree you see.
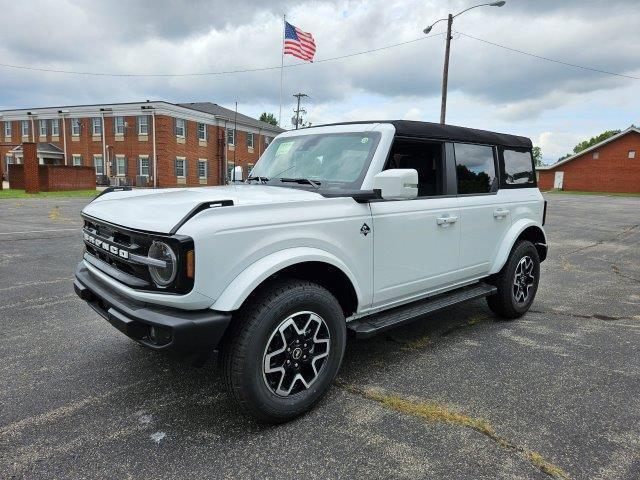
[532,146,542,167]
[259,112,278,126]
[557,129,621,162]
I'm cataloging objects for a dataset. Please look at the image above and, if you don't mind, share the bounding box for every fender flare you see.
[211,247,364,312]
[489,219,547,274]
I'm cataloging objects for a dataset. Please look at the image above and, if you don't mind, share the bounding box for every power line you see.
[0,33,445,78]
[456,31,640,81]
[0,29,637,82]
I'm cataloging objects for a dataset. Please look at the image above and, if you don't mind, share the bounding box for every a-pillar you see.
[23,142,40,194]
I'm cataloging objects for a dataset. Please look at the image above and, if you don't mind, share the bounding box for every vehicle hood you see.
[82,184,324,234]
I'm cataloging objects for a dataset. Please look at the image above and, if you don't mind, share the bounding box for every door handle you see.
[493,209,509,219]
[436,215,458,225]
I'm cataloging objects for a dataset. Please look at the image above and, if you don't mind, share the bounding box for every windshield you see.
[249,131,381,190]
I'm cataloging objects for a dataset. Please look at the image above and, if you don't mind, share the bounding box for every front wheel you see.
[220,278,346,423]
[487,240,540,320]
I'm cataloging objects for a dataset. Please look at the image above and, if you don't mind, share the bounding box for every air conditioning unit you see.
[136,175,149,187]
[110,177,132,187]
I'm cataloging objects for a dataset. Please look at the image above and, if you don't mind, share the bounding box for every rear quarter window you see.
[500,148,536,187]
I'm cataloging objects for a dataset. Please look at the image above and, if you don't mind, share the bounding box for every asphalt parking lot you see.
[1,193,639,480]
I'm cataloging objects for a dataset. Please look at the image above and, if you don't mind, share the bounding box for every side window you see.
[453,143,497,194]
[500,148,535,187]
[385,138,446,197]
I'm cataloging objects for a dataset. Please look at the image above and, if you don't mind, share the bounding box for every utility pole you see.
[440,14,453,125]
[292,93,308,130]
[423,2,506,125]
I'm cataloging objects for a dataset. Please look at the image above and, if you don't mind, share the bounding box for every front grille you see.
[82,215,194,294]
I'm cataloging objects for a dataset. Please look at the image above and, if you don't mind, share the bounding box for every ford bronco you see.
[74,120,547,423]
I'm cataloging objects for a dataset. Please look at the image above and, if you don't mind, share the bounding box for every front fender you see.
[211,247,364,312]
[489,219,547,274]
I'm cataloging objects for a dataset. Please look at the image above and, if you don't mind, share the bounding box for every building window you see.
[72,154,82,166]
[138,156,150,176]
[247,163,254,176]
[197,123,207,141]
[247,132,254,148]
[115,116,125,135]
[592,151,599,160]
[92,117,102,136]
[21,120,29,137]
[94,155,104,175]
[71,118,81,135]
[138,116,149,135]
[39,119,47,137]
[227,128,235,146]
[4,121,11,137]
[175,158,185,178]
[198,159,207,179]
[264,136,272,147]
[175,118,185,137]
[51,119,60,136]
[115,155,126,176]
[629,150,636,159]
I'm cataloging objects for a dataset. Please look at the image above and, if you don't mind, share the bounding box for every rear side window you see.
[453,143,497,194]
[500,148,536,187]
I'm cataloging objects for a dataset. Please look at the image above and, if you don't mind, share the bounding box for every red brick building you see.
[537,127,640,193]
[0,101,283,188]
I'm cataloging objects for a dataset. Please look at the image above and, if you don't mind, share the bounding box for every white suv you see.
[75,120,547,423]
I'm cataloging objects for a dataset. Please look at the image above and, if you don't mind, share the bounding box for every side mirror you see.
[373,169,418,200]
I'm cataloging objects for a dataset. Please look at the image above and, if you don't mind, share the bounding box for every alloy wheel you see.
[513,255,535,304]
[262,311,331,397]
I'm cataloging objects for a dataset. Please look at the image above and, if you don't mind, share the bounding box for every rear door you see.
[454,142,512,280]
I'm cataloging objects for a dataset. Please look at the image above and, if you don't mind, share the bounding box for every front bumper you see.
[74,262,231,357]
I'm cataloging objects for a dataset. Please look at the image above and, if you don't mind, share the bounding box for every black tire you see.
[219,278,346,423]
[487,240,540,320]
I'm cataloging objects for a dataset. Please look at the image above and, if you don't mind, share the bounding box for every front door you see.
[370,138,460,308]
[553,171,564,189]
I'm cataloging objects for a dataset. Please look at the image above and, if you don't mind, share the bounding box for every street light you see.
[424,1,506,124]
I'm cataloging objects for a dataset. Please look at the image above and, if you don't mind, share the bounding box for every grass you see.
[341,383,571,479]
[544,190,640,197]
[0,189,98,199]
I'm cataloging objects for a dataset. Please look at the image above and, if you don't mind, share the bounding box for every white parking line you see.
[0,228,80,236]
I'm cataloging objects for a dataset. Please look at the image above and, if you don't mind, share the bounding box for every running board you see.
[347,283,497,339]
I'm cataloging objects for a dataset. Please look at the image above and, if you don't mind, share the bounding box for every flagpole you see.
[279,14,285,126]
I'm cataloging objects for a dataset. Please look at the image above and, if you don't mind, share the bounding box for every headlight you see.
[148,241,177,287]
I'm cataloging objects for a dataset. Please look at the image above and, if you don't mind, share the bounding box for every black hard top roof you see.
[315,120,532,149]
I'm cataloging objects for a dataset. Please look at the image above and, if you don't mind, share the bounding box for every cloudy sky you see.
[1,0,638,163]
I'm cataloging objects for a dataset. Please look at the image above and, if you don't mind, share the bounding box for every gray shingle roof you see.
[177,102,284,133]
[10,143,64,156]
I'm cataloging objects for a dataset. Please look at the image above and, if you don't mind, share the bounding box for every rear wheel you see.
[220,278,346,423]
[487,240,540,320]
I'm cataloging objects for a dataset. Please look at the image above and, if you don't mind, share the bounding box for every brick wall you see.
[9,165,95,191]
[23,143,39,193]
[537,131,640,193]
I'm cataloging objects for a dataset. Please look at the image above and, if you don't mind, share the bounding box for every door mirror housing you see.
[373,169,418,200]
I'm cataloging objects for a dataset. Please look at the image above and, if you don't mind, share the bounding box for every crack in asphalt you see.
[529,309,633,322]
[610,264,640,284]
[339,383,571,479]
[558,224,639,259]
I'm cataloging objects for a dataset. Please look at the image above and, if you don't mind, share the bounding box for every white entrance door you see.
[553,171,564,189]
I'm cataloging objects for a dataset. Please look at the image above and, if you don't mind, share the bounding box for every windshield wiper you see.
[246,176,269,184]
[280,177,322,189]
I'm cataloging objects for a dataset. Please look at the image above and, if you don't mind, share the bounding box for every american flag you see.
[284,21,316,62]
